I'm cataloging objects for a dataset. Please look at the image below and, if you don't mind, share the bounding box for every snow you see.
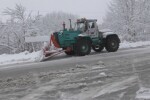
[93,76,137,98]
[99,72,107,77]
[136,87,150,99]
[120,41,150,49]
[25,36,50,43]
[0,41,150,66]
[0,51,43,66]
[0,49,150,100]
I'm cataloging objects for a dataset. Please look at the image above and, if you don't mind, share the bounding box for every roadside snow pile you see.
[0,41,150,66]
[120,41,150,49]
[0,51,43,66]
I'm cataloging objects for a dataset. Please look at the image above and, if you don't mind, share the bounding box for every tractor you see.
[49,18,120,57]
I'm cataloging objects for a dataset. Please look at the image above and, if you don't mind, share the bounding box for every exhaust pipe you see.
[69,19,73,31]
[63,22,66,31]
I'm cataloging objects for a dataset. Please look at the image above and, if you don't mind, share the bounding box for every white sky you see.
[0,0,111,23]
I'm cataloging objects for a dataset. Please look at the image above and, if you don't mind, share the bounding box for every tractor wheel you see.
[105,36,119,52]
[74,39,91,56]
[65,51,75,55]
[92,45,104,52]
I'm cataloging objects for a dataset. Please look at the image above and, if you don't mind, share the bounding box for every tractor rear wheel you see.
[92,45,104,52]
[105,36,119,52]
[74,39,91,56]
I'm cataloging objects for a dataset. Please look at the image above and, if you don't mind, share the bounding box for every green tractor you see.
[51,18,120,56]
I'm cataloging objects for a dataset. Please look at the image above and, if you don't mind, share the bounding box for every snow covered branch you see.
[102,0,150,42]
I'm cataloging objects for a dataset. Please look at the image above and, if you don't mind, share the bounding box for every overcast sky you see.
[0,0,111,23]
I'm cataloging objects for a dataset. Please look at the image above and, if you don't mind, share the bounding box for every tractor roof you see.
[77,18,97,23]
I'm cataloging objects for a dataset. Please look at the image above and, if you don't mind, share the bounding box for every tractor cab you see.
[75,18,99,38]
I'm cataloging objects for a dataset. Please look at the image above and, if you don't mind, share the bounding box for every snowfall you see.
[1,41,150,100]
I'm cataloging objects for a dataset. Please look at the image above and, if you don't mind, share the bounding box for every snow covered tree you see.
[0,4,78,54]
[1,4,42,52]
[39,12,78,35]
[102,0,150,41]
[135,0,150,41]
[3,4,28,52]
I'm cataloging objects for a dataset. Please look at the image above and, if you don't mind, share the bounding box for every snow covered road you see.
[0,46,150,100]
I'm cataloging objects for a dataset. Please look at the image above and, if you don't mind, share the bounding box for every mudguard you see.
[102,32,117,38]
[102,32,120,43]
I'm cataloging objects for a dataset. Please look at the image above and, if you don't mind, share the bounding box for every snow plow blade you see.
[41,49,65,61]
[40,34,71,61]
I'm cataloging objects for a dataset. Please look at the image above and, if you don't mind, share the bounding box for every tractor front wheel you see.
[105,36,119,52]
[74,39,91,56]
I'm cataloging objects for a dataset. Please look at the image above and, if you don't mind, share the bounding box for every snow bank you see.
[0,41,150,66]
[0,51,43,66]
[120,41,150,49]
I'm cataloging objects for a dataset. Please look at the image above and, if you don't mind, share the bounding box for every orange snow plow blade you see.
[41,49,65,61]
[41,34,63,61]
[51,34,60,48]
[41,34,73,61]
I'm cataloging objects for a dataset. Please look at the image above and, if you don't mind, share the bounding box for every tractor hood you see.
[102,32,115,38]
[99,29,117,38]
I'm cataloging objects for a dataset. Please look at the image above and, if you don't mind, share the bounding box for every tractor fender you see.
[103,32,117,38]
[103,32,120,43]
[76,35,92,44]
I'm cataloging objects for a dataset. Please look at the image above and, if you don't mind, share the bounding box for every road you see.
[0,46,150,100]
